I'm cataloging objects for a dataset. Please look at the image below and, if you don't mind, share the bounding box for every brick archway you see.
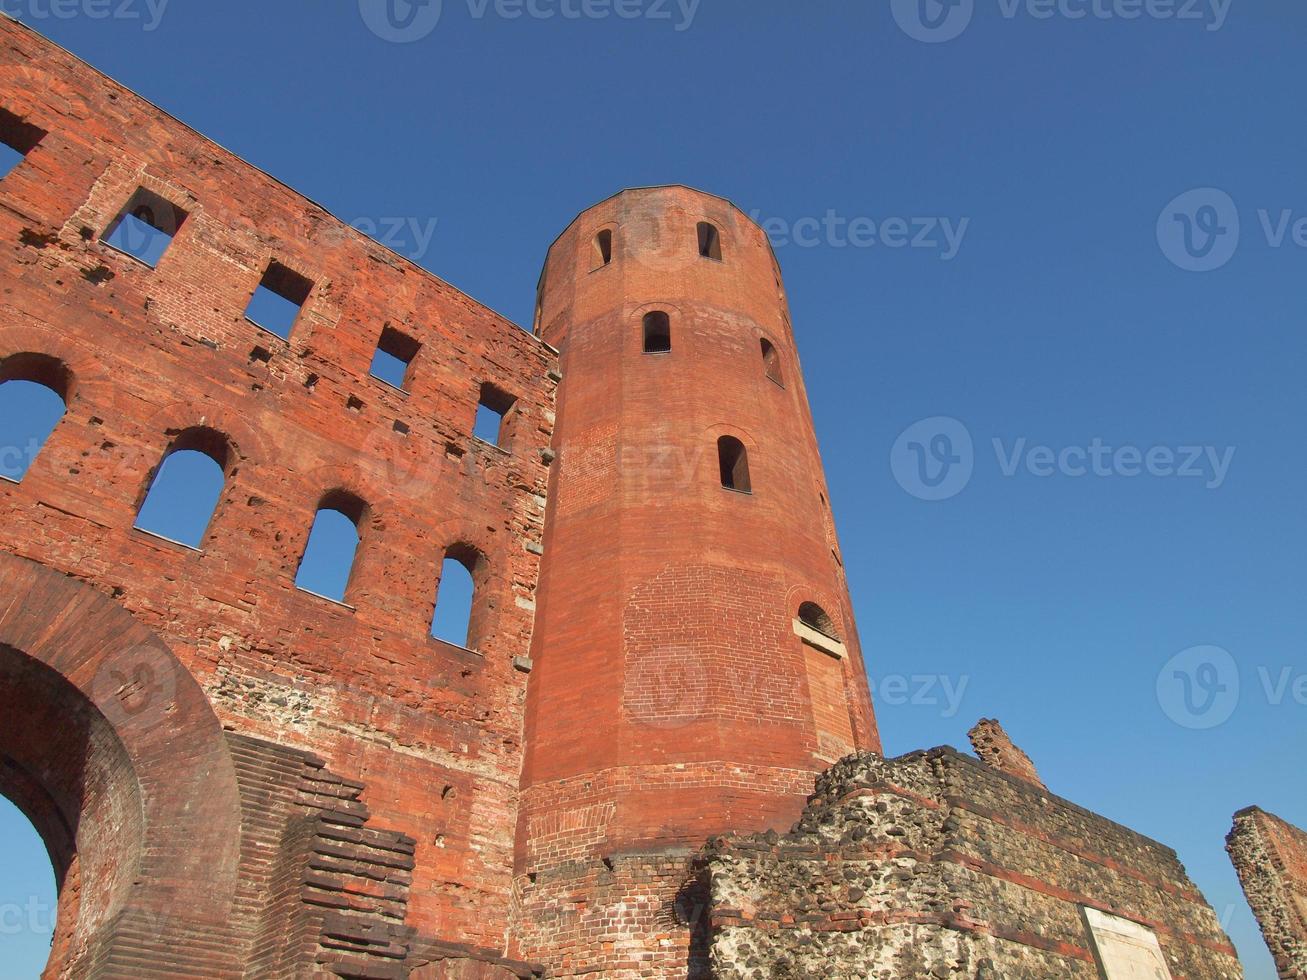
[0,552,243,979]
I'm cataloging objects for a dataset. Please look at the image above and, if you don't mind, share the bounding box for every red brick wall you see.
[1229,807,1307,977]
[514,186,880,974]
[0,17,554,954]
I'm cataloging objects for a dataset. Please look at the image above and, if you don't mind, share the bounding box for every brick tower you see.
[513,186,880,976]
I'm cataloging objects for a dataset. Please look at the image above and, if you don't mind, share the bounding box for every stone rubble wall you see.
[706,749,1243,980]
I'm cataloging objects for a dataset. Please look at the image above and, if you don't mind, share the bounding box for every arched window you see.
[643,312,671,354]
[593,229,613,269]
[0,353,71,483]
[295,490,368,604]
[798,602,839,641]
[760,338,783,385]
[134,427,231,549]
[431,544,485,649]
[697,221,723,260]
[718,436,751,493]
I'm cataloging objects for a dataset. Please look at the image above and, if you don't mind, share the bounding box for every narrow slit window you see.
[245,261,313,341]
[718,436,751,493]
[295,491,367,604]
[0,353,70,483]
[697,221,723,260]
[643,311,671,354]
[431,546,483,649]
[761,338,784,385]
[0,107,45,180]
[370,326,421,390]
[593,229,613,269]
[474,383,517,448]
[103,188,188,268]
[134,428,230,549]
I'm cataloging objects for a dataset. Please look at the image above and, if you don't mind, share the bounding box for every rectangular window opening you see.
[698,222,723,260]
[474,383,517,448]
[593,229,613,270]
[0,107,46,180]
[245,260,313,341]
[103,188,188,268]
[370,325,421,390]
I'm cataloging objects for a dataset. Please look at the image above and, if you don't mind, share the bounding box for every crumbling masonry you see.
[0,15,1262,978]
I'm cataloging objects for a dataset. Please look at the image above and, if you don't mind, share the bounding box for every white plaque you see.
[1083,907,1174,980]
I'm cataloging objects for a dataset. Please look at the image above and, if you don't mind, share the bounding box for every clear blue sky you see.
[1,2,1303,977]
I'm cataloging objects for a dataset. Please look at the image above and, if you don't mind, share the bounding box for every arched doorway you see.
[0,552,245,978]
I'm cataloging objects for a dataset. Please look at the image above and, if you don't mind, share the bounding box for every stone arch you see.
[0,551,243,978]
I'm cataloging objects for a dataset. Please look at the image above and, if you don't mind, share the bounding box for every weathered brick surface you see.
[705,747,1242,979]
[0,15,550,976]
[1229,807,1307,978]
[968,719,1045,791]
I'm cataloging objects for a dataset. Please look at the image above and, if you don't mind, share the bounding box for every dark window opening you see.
[134,428,231,549]
[0,107,46,180]
[431,544,485,649]
[761,338,784,385]
[474,383,517,447]
[698,221,723,260]
[295,489,368,604]
[103,188,187,268]
[718,436,751,493]
[245,261,313,340]
[798,602,840,642]
[0,353,71,483]
[593,229,613,269]
[370,326,421,390]
[643,311,671,354]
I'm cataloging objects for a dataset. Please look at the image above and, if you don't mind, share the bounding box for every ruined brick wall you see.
[513,185,880,976]
[1228,807,1307,979]
[706,748,1242,979]
[0,15,554,969]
